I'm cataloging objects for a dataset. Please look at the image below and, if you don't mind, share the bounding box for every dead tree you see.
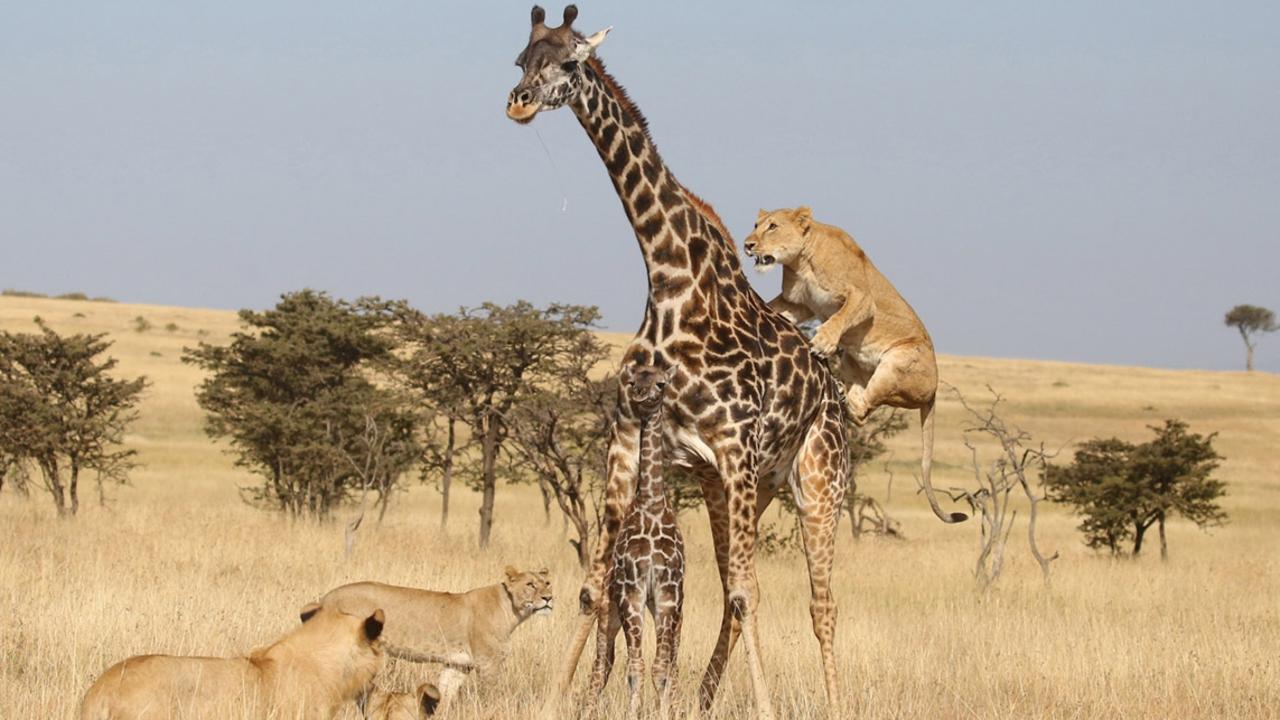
[938,385,1059,590]
[336,411,420,557]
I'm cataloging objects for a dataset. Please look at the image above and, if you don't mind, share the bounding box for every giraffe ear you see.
[572,26,612,60]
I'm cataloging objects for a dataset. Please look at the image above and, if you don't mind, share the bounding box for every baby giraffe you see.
[589,364,685,720]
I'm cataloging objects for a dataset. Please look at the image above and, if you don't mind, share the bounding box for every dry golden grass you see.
[2,295,1278,719]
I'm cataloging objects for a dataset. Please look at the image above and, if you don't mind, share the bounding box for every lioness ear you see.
[363,609,385,642]
[794,206,813,234]
[504,565,520,582]
[757,208,767,219]
[299,602,321,624]
[537,567,550,578]
[419,682,442,717]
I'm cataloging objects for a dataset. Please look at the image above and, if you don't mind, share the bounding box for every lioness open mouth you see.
[753,254,776,268]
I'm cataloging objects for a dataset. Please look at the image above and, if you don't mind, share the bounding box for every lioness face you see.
[503,566,554,617]
[743,207,812,272]
[508,6,611,124]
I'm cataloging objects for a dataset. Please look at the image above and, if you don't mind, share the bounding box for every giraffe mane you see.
[586,55,734,244]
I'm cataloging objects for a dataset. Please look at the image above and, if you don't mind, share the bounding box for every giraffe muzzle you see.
[507,89,542,123]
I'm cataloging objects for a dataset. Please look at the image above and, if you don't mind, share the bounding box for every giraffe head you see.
[507,5,611,124]
[621,364,674,419]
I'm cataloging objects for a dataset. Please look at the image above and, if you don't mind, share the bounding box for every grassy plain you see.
[2,295,1278,719]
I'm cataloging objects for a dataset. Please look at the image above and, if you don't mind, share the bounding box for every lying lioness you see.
[321,566,552,716]
[80,603,385,720]
[744,206,966,524]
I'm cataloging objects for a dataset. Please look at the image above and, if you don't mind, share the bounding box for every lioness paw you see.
[811,332,839,357]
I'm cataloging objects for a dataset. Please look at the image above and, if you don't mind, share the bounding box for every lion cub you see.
[361,682,441,719]
[80,603,385,720]
[744,206,965,524]
[321,567,552,716]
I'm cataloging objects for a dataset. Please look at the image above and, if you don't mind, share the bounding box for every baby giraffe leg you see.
[622,590,648,720]
[652,590,682,720]
[587,604,621,719]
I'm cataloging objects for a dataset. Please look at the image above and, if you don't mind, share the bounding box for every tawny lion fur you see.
[79,603,385,720]
[321,566,552,715]
[744,206,965,524]
[361,683,440,720]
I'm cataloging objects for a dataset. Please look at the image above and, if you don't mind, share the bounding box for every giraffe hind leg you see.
[790,398,849,716]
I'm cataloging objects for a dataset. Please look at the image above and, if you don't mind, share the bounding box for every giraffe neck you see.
[634,409,667,510]
[571,59,747,314]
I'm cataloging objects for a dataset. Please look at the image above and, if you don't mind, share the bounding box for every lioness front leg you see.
[812,290,873,357]
[766,295,814,325]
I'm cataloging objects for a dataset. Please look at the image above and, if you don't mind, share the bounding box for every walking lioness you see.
[743,206,966,524]
[321,567,552,715]
[79,603,385,720]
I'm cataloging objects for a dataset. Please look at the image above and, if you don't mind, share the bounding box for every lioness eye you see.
[767,222,777,231]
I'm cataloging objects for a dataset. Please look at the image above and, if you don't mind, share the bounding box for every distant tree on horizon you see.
[0,320,146,516]
[1224,304,1277,371]
[394,301,603,549]
[1044,419,1226,561]
[184,290,421,520]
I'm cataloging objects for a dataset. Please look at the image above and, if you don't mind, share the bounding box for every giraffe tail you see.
[538,611,596,718]
[920,399,967,523]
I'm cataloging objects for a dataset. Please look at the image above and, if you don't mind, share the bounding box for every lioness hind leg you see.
[853,344,936,421]
[432,666,467,717]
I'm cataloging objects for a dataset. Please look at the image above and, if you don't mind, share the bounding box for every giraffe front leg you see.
[721,457,777,720]
[586,601,621,720]
[652,583,683,720]
[622,590,647,720]
[695,466,740,715]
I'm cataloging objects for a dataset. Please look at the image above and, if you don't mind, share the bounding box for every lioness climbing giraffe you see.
[588,364,684,720]
[505,6,961,718]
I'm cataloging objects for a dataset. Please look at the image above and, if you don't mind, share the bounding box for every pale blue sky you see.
[2,2,1278,371]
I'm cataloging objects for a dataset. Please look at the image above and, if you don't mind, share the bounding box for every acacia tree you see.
[1224,304,1277,371]
[0,321,146,515]
[504,336,615,568]
[1044,419,1225,560]
[397,301,602,548]
[184,290,420,519]
[416,390,471,528]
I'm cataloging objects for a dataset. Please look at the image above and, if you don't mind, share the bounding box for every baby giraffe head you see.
[621,364,673,419]
[743,206,813,273]
[507,5,611,124]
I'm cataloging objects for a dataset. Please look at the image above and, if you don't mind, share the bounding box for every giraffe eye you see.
[561,60,579,72]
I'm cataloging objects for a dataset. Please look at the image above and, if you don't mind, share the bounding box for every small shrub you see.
[133,316,152,333]
[164,323,180,333]
[150,351,163,358]
[55,292,89,301]
[2,289,48,299]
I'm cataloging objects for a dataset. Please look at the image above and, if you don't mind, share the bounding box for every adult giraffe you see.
[505,6,961,718]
